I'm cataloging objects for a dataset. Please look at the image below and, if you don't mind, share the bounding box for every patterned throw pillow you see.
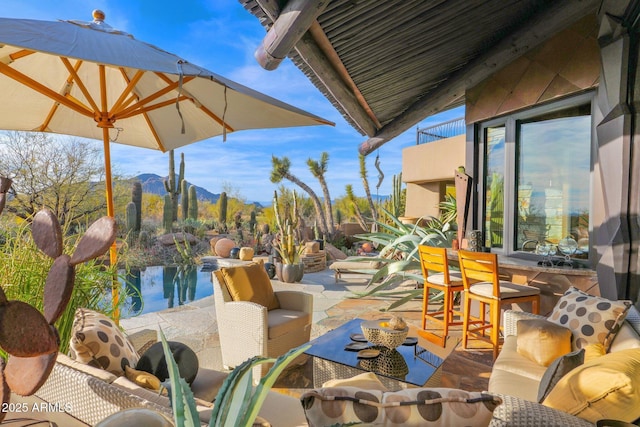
[69,308,139,375]
[300,387,502,427]
[547,287,631,350]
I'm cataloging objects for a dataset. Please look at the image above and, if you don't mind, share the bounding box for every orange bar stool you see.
[458,250,540,360]
[418,245,464,347]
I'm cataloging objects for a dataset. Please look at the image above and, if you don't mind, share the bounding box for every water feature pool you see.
[119,265,215,319]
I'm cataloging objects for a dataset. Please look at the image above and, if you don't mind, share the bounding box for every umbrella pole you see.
[103,128,120,323]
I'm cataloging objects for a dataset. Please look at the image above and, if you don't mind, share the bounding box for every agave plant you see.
[351,206,457,311]
[159,328,309,427]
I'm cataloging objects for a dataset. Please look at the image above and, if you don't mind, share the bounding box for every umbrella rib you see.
[0,61,93,118]
[110,69,145,115]
[40,59,83,132]
[60,58,101,114]
[116,76,195,118]
[155,73,234,132]
[117,96,190,119]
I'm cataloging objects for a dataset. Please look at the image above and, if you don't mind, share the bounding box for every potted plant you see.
[272,190,305,283]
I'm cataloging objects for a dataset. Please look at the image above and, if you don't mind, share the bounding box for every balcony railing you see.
[416,117,465,145]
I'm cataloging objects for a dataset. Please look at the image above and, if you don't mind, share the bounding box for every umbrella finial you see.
[92,9,105,22]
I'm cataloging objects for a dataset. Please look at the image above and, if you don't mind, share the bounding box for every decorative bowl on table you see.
[361,318,409,349]
[358,346,409,378]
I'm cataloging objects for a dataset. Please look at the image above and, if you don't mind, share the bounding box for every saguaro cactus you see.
[180,179,189,221]
[131,181,142,232]
[163,150,184,222]
[163,194,173,233]
[218,191,227,225]
[125,201,137,246]
[188,185,198,220]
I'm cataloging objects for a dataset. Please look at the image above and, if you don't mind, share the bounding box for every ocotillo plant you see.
[180,179,189,221]
[163,150,185,222]
[163,194,173,233]
[131,181,142,232]
[188,185,198,220]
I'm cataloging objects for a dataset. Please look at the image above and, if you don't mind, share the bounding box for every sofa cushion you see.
[488,337,546,402]
[69,308,139,376]
[490,394,595,427]
[536,348,584,403]
[547,287,631,351]
[300,387,502,427]
[610,307,640,352]
[542,348,640,423]
[136,341,199,385]
[322,372,389,391]
[516,319,572,366]
[220,261,280,310]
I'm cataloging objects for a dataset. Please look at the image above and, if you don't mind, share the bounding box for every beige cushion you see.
[301,387,502,427]
[329,256,381,270]
[267,309,311,339]
[516,319,572,366]
[56,353,118,383]
[610,320,640,352]
[219,261,280,310]
[536,348,584,403]
[425,272,463,286]
[322,372,388,391]
[469,281,540,298]
[488,337,546,402]
[543,348,640,423]
[491,336,547,382]
[547,286,631,351]
[69,308,139,376]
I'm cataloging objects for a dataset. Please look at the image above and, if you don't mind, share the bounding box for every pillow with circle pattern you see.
[547,287,631,351]
[300,387,502,427]
[69,308,139,376]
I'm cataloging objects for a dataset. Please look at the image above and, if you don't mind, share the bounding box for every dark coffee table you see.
[305,318,444,390]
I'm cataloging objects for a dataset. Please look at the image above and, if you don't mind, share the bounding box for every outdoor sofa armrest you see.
[489,394,594,427]
[503,310,547,337]
[274,290,313,314]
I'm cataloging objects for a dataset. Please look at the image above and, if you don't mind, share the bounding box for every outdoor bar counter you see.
[447,250,598,315]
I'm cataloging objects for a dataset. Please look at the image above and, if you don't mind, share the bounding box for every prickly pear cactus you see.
[0,209,116,418]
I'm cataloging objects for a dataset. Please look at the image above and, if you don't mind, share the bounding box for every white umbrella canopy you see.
[0,10,333,267]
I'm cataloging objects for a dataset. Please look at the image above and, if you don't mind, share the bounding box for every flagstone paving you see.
[120,268,493,392]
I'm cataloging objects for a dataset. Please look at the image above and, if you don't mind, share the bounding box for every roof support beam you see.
[358,0,601,155]
[255,0,329,71]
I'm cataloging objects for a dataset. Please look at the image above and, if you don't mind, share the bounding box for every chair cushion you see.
[547,286,631,350]
[425,272,463,286]
[136,341,199,385]
[300,387,502,427]
[536,348,584,403]
[542,348,640,423]
[69,308,139,376]
[268,309,311,339]
[516,319,572,366]
[468,281,540,298]
[220,261,280,310]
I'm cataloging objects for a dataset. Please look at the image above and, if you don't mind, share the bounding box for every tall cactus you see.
[188,185,198,220]
[390,172,403,218]
[163,194,173,233]
[249,210,257,235]
[180,179,189,221]
[125,201,137,246]
[131,181,142,232]
[163,150,184,222]
[218,191,227,225]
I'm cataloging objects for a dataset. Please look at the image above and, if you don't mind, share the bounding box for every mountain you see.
[134,173,220,203]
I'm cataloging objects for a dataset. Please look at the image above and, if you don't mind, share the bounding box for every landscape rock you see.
[157,232,198,246]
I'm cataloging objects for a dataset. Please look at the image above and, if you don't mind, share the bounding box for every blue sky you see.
[2,0,463,204]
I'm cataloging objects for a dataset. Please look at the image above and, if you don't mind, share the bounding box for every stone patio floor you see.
[120,268,494,393]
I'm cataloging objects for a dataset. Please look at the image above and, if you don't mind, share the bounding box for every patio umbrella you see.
[0,11,333,269]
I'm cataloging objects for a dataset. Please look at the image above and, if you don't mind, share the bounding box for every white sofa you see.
[487,307,640,426]
[10,333,308,426]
